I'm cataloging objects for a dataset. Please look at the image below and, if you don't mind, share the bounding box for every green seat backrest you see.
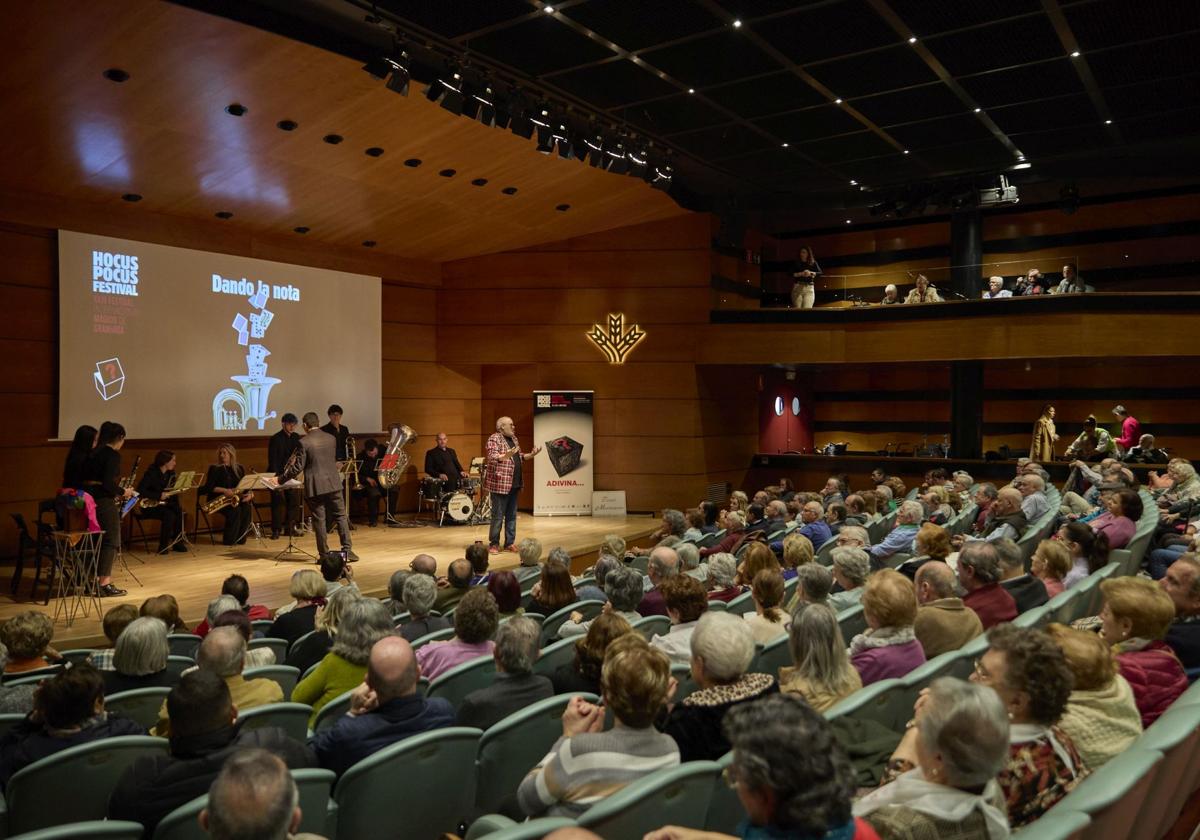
[631,615,671,640]
[577,761,721,838]
[756,633,791,678]
[541,600,606,645]
[309,688,354,734]
[1054,748,1162,839]
[426,654,497,708]
[237,702,313,742]
[1011,808,1090,839]
[13,820,146,840]
[104,687,173,731]
[532,636,578,677]
[243,664,301,699]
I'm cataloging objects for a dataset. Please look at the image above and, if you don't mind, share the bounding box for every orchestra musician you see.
[137,449,186,554]
[356,438,382,527]
[61,424,97,490]
[320,404,351,461]
[485,416,541,554]
[275,412,357,561]
[201,443,254,546]
[267,413,303,539]
[424,432,469,492]
[82,421,131,597]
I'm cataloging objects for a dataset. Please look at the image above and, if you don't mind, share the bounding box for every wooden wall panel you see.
[983,194,1200,238]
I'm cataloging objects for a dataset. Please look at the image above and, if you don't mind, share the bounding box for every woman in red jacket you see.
[1099,576,1188,727]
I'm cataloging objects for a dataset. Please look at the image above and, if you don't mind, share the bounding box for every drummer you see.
[424,432,469,492]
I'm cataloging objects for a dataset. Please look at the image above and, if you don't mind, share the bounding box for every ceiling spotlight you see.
[585,134,605,167]
[466,86,495,124]
[606,141,629,175]
[544,4,555,11]
[628,146,649,177]
[362,56,390,79]
[781,142,788,148]
[903,149,909,154]
[845,219,852,224]
[687,88,695,94]
[908,36,917,44]
[1070,50,1081,58]
[974,107,982,113]
[1105,118,1113,124]
[732,19,742,28]
[834,98,843,104]
[1011,162,1032,170]
[1017,154,1025,161]
[849,180,857,185]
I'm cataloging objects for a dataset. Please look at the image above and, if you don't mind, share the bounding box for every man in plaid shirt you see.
[485,416,541,553]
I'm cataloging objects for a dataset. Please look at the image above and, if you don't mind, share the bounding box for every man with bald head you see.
[409,553,437,577]
[956,486,1027,547]
[913,561,983,659]
[637,546,679,617]
[424,432,468,491]
[310,636,455,776]
[434,557,475,613]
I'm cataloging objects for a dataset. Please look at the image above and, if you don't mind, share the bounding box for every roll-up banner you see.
[532,390,594,516]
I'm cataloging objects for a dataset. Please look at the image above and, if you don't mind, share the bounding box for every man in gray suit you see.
[275,412,356,561]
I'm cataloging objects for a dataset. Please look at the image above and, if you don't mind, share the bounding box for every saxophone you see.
[202,464,240,515]
[377,424,417,488]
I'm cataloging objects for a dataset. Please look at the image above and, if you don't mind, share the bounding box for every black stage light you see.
[605,140,628,175]
[439,73,465,115]
[385,54,410,96]
[465,86,494,124]
[628,145,648,177]
[554,126,572,159]
[649,163,673,192]
[362,56,390,79]
[586,134,606,168]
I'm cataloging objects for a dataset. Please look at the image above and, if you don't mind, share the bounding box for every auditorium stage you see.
[1,513,658,649]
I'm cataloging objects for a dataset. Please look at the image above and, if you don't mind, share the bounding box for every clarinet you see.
[120,455,142,491]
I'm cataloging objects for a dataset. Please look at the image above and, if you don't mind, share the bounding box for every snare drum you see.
[419,477,445,501]
[442,492,475,523]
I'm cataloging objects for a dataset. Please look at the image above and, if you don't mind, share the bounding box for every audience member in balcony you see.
[1064,414,1116,460]
[701,511,746,558]
[780,603,861,711]
[914,561,983,659]
[1111,405,1141,456]
[661,612,778,763]
[850,570,926,685]
[101,616,174,696]
[790,245,822,309]
[292,598,394,726]
[551,612,633,696]
[1088,487,1140,551]
[1054,263,1089,294]
[638,546,681,617]
[559,565,644,638]
[1122,433,1168,464]
[856,678,1011,840]
[398,574,451,643]
[1058,522,1111,590]
[518,635,678,819]
[1159,554,1200,669]
[1014,268,1049,295]
[958,541,1018,629]
[903,273,942,304]
[982,275,1011,299]
[780,532,814,580]
[705,553,743,603]
[827,548,870,613]
[789,563,834,612]
[1031,539,1071,598]
[0,664,144,787]
[651,575,710,666]
[969,624,1087,828]
[881,283,901,305]
[1044,623,1141,770]
[311,636,455,777]
[108,670,314,836]
[995,538,1048,615]
[1098,576,1187,726]
[1029,404,1058,462]
[743,570,789,644]
[413,588,498,682]
[869,500,923,565]
[0,612,58,675]
[266,569,325,648]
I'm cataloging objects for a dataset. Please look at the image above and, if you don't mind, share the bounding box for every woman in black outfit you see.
[82,421,131,597]
[137,450,186,554]
[790,245,822,309]
[61,425,97,490]
[550,612,633,695]
[201,443,253,546]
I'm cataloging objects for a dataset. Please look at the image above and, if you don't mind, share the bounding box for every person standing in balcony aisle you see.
[790,245,821,309]
[1030,404,1058,462]
[1111,405,1141,456]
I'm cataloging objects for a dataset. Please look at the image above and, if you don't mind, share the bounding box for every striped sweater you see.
[517,723,680,818]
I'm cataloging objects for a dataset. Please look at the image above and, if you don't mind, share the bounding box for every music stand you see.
[158,471,201,555]
[232,473,274,548]
[270,476,316,563]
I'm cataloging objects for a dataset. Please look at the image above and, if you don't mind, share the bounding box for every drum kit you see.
[419,457,491,526]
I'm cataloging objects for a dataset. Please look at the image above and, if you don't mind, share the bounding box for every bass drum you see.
[443,492,475,524]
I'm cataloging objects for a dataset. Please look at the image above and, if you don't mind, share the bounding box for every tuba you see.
[377,423,417,489]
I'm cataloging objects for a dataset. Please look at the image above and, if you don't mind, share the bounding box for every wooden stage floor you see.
[1,513,657,649]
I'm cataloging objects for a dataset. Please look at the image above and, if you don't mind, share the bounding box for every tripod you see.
[273,521,316,563]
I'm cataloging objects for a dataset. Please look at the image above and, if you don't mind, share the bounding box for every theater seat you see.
[464,816,576,840]
[7,820,145,840]
[575,761,721,838]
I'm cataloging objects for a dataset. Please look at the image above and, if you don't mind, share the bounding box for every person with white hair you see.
[101,616,172,695]
[558,565,644,638]
[484,416,542,554]
[827,548,871,612]
[982,275,1011,299]
[788,563,833,610]
[855,678,1011,838]
[514,537,543,584]
[869,500,922,564]
[457,616,552,730]
[637,545,680,617]
[780,603,862,711]
[675,541,706,584]
[705,553,743,602]
[881,283,900,305]
[1013,473,1050,522]
[658,612,777,762]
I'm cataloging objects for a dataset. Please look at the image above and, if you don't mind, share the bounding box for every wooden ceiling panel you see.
[0,0,687,261]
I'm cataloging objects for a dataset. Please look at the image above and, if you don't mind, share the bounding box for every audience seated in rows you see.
[488,570,524,618]
[0,611,56,674]
[996,538,1049,615]
[414,588,498,681]
[660,612,778,763]
[550,613,632,696]
[1044,623,1142,771]
[1160,554,1200,669]
[286,587,362,674]
[789,563,834,612]
[700,510,745,557]
[914,561,983,660]
[735,542,780,591]
[527,554,577,616]
[743,570,788,644]
[457,616,552,730]
[380,568,409,616]
[466,542,491,586]
[1097,576,1187,726]
[958,542,1018,629]
[780,603,862,712]
[850,570,926,686]
[675,542,706,585]
[109,670,314,836]
[266,569,326,647]
[514,537,544,584]
[101,616,174,696]
[292,598,394,726]
[1031,539,1070,598]
[780,532,814,580]
[0,643,37,715]
[434,558,474,613]
[962,487,1026,545]
[638,546,680,616]
[855,678,1011,839]
[1058,522,1110,589]
[558,565,643,638]
[827,547,870,613]
[399,574,450,642]
[574,553,617,601]
[0,664,144,787]
[705,553,742,603]
[869,500,921,565]
[517,634,679,819]
[651,575,709,666]
[1090,487,1140,550]
[140,594,189,634]
[193,574,271,637]
[85,603,139,672]
[310,636,454,777]
[200,750,307,840]
[155,627,282,736]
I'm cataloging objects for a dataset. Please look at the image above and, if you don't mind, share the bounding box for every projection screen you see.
[58,230,381,440]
